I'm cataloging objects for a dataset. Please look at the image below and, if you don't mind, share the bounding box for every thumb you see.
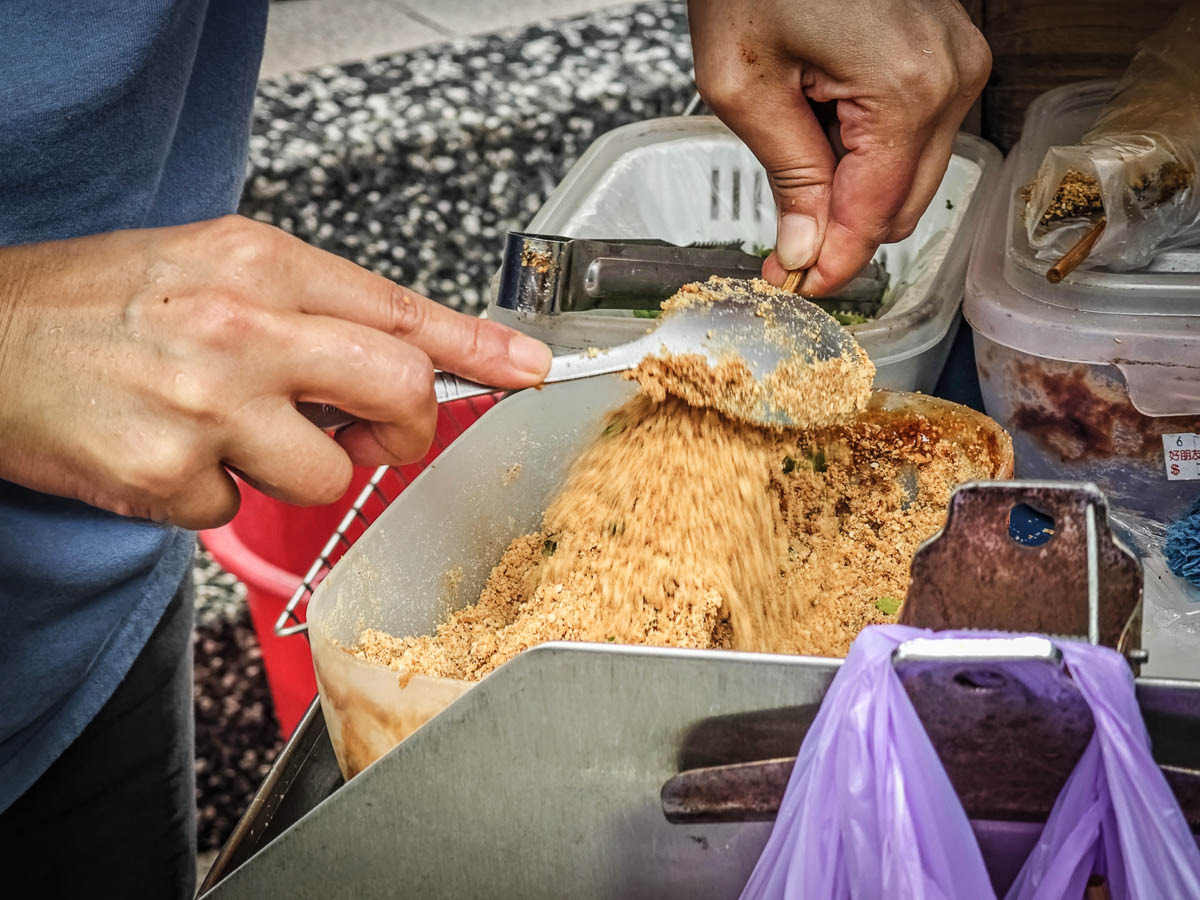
[799,127,928,297]
[720,91,835,274]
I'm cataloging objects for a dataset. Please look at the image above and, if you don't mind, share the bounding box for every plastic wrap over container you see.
[307,376,1013,779]
[488,116,1001,394]
[1026,6,1200,270]
[965,81,1200,678]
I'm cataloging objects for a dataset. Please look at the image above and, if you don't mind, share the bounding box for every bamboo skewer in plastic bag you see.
[1025,3,1200,274]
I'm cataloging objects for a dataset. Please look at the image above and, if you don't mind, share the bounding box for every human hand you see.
[0,216,552,529]
[689,0,990,295]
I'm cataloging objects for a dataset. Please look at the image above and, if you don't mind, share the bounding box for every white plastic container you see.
[963,81,1200,678]
[489,116,1001,394]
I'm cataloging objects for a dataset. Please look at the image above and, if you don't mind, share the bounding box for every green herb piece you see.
[875,596,900,616]
[812,449,827,473]
[542,537,558,557]
[832,311,869,326]
[782,455,797,474]
[751,243,773,258]
[945,199,955,210]
[603,419,626,437]
[606,521,625,537]
[633,308,662,319]
[606,635,617,642]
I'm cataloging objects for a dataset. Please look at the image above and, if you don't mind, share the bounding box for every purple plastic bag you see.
[740,625,996,900]
[741,626,1200,900]
[1006,641,1200,900]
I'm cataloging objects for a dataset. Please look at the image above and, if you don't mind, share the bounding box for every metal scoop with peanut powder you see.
[299,276,874,432]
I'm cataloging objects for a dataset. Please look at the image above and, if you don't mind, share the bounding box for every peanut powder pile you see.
[350,394,998,681]
[1036,169,1104,224]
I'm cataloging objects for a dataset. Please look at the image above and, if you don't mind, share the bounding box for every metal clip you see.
[663,483,1156,828]
[494,231,890,317]
[495,231,763,316]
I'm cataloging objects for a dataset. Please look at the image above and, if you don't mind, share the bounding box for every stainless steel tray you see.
[199,645,1200,899]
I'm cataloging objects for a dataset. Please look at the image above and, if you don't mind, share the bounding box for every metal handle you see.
[662,636,1095,826]
[900,481,1142,653]
[297,372,496,431]
[583,254,760,303]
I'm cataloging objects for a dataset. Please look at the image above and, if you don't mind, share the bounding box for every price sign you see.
[1164,433,1200,481]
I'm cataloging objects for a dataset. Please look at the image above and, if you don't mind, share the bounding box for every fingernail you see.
[776,214,819,270]
[509,334,553,377]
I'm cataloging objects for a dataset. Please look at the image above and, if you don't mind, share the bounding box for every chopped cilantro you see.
[606,635,617,642]
[603,419,626,437]
[782,455,797,474]
[876,596,900,616]
[542,537,558,557]
[946,199,955,210]
[812,449,827,473]
[633,308,662,319]
[832,311,869,327]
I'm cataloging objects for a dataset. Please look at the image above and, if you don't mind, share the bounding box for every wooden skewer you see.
[781,269,804,293]
[1047,217,1107,284]
[1084,875,1111,900]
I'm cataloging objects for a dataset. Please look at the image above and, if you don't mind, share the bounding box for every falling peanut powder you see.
[348,279,1009,680]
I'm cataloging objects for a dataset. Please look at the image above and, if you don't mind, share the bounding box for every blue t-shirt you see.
[0,0,267,813]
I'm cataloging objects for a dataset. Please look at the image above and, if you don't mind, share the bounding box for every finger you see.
[800,114,929,296]
[266,311,434,422]
[727,92,835,273]
[761,251,788,285]
[692,48,835,275]
[332,420,430,468]
[352,393,438,467]
[278,314,440,464]
[884,122,960,243]
[163,466,241,531]
[264,234,552,386]
[223,401,354,507]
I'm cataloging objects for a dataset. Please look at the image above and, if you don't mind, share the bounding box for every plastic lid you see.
[965,82,1200,417]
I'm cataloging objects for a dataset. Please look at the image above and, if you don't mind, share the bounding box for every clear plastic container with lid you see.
[964,80,1200,677]
[966,80,1200,534]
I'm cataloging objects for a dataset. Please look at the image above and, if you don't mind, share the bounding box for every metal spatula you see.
[299,278,861,431]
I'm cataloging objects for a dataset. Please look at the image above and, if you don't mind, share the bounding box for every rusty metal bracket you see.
[900,481,1142,652]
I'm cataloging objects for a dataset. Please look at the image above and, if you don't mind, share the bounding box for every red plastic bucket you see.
[201,394,501,738]
[201,522,312,735]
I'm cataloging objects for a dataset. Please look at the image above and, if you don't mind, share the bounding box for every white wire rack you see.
[273,393,501,637]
